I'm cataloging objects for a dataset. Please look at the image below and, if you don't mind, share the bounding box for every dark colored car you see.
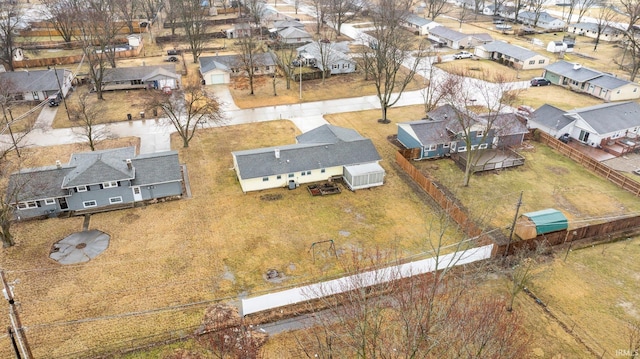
[166,56,179,62]
[167,49,180,56]
[48,98,60,107]
[530,77,551,86]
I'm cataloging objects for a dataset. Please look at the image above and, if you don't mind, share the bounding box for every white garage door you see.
[210,74,225,84]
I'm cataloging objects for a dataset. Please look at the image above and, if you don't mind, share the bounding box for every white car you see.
[453,51,472,59]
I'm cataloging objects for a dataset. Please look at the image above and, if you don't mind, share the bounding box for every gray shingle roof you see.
[279,27,312,40]
[102,65,177,83]
[588,73,634,90]
[232,125,382,179]
[63,147,136,187]
[428,26,470,41]
[427,104,480,133]
[398,120,450,144]
[0,69,70,93]
[479,41,542,61]
[530,104,572,131]
[131,151,181,185]
[199,53,277,74]
[405,14,433,27]
[518,11,561,23]
[487,113,529,136]
[571,101,640,135]
[8,166,73,202]
[544,61,601,82]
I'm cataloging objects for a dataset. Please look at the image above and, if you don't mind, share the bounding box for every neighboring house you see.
[232,124,385,192]
[397,104,527,160]
[427,26,493,49]
[401,14,440,35]
[226,23,252,39]
[497,6,518,19]
[517,11,565,30]
[543,61,640,101]
[546,41,574,53]
[199,53,278,85]
[567,22,624,42]
[296,41,356,75]
[483,4,498,15]
[474,41,549,69]
[277,26,313,45]
[528,101,640,154]
[273,20,304,32]
[0,69,73,102]
[454,0,478,9]
[99,65,181,92]
[7,147,183,220]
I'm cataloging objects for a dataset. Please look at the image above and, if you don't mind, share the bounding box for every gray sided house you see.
[297,41,356,75]
[199,53,278,85]
[543,61,640,101]
[567,22,624,42]
[474,41,549,69]
[99,65,181,92]
[277,27,313,45]
[232,125,385,192]
[0,69,74,102]
[397,120,451,160]
[427,26,493,49]
[400,14,440,35]
[7,147,183,220]
[517,11,565,30]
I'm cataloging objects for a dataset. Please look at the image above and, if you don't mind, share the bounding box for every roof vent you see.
[573,63,582,70]
[55,160,61,169]
[275,149,280,159]
[126,159,132,170]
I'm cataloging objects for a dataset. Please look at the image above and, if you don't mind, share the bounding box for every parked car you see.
[48,98,60,107]
[167,49,181,56]
[165,56,179,62]
[453,51,472,59]
[530,77,551,86]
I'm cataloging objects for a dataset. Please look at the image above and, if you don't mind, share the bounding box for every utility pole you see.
[1,270,31,359]
[4,108,20,158]
[505,191,523,257]
[52,65,72,123]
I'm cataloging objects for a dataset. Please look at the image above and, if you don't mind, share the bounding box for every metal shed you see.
[514,208,568,240]
[343,163,385,191]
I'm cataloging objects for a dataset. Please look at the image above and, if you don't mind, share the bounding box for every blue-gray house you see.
[7,147,183,220]
[397,119,451,159]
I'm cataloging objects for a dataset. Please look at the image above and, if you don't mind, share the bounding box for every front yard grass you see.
[513,85,604,110]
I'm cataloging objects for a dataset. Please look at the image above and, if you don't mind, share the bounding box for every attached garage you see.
[343,163,385,191]
[210,74,226,84]
[514,208,568,240]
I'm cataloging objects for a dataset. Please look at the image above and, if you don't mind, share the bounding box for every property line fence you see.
[13,43,143,69]
[537,131,640,196]
[241,244,494,316]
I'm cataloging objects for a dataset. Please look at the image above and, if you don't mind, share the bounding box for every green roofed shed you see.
[514,208,568,240]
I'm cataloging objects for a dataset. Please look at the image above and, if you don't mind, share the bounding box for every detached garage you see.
[343,163,385,191]
[199,56,232,85]
[515,208,568,240]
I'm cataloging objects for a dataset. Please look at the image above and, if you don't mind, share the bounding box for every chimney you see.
[55,160,61,169]
[126,159,132,170]
[274,149,280,159]
[573,63,582,70]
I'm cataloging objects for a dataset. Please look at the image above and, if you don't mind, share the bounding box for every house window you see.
[529,60,535,65]
[83,200,97,208]
[476,130,484,137]
[479,143,488,149]
[306,171,311,175]
[109,197,123,204]
[301,171,306,176]
[103,181,118,188]
[321,168,326,173]
[332,64,339,69]
[458,146,467,152]
[276,175,281,179]
[617,90,621,94]
[262,177,269,181]
[76,185,88,192]
[254,66,259,71]
[443,143,450,148]
[426,144,437,151]
[44,198,56,205]
[131,80,143,85]
[288,173,294,178]
[265,66,270,71]
[17,201,38,210]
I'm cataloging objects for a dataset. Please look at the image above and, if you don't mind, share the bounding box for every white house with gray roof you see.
[474,41,549,69]
[199,53,278,85]
[518,11,565,30]
[528,102,640,151]
[400,14,440,35]
[99,65,181,92]
[567,22,624,42]
[427,26,493,49]
[7,147,183,220]
[543,61,640,101]
[0,69,73,102]
[297,41,356,75]
[232,124,385,192]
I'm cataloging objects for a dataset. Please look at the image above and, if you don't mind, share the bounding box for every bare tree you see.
[426,0,449,20]
[176,0,209,63]
[361,0,427,123]
[70,92,111,151]
[113,0,141,34]
[140,0,163,24]
[527,0,546,27]
[420,55,450,115]
[145,82,225,147]
[575,0,598,23]
[593,3,616,51]
[40,0,77,44]
[245,0,265,28]
[236,34,264,95]
[327,0,362,36]
[457,4,473,28]
[274,42,298,90]
[310,0,330,35]
[164,0,181,36]
[619,31,640,80]
[621,0,640,30]
[0,0,24,71]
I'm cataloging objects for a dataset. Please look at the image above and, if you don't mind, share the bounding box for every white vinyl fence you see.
[241,244,494,316]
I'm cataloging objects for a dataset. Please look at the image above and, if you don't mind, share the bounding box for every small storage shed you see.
[343,163,385,191]
[515,208,568,240]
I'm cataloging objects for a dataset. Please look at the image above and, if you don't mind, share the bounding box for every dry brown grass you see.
[512,85,605,110]
[3,104,40,133]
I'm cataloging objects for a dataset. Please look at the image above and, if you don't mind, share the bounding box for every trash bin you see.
[127,113,132,121]
[140,111,145,118]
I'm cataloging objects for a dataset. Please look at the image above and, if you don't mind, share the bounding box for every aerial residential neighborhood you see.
[2,0,640,357]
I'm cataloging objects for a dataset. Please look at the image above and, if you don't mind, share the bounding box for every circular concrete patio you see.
[50,230,110,265]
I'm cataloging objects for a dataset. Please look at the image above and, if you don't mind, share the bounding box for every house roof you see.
[530,104,572,131]
[428,26,470,41]
[199,53,277,74]
[232,124,382,179]
[479,41,543,61]
[62,147,136,187]
[296,41,354,69]
[544,61,601,82]
[518,11,562,24]
[472,33,494,42]
[102,65,177,83]
[0,69,70,93]
[131,151,181,186]
[588,73,636,90]
[404,14,433,27]
[141,67,181,81]
[278,27,312,39]
[397,120,450,145]
[8,165,73,202]
[570,101,640,135]
[570,22,622,34]
[484,113,529,136]
[427,104,480,133]
[274,20,304,30]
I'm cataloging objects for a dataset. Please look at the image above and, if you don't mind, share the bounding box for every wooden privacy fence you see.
[13,44,143,69]
[537,131,640,196]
